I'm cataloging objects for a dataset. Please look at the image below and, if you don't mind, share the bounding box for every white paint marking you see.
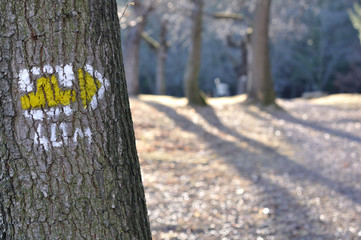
[84,128,92,144]
[90,98,99,109]
[45,109,56,118]
[31,110,44,121]
[84,64,94,75]
[23,111,30,119]
[31,67,41,75]
[73,128,84,143]
[43,65,54,74]
[73,127,92,144]
[34,124,49,150]
[50,123,62,147]
[24,110,44,121]
[56,64,74,87]
[91,70,110,109]
[55,108,60,117]
[63,106,73,116]
[19,69,32,92]
[20,64,102,150]
[45,108,61,120]
[60,123,69,143]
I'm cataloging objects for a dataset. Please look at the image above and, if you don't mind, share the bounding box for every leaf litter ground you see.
[130,94,361,240]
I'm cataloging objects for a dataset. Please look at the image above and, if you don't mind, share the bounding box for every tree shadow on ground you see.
[194,104,361,205]
[268,106,361,144]
[143,100,334,238]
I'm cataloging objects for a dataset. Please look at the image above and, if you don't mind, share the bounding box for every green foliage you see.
[349,3,361,42]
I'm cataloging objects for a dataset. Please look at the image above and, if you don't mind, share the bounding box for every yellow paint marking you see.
[21,76,76,110]
[20,68,101,110]
[78,69,102,108]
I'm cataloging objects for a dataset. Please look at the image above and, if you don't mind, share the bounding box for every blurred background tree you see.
[121,0,154,95]
[349,3,361,42]
[183,0,207,105]
[247,0,276,105]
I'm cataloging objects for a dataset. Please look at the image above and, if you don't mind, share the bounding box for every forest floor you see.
[130,94,361,240]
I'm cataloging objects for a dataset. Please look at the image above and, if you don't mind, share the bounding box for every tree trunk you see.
[349,3,361,43]
[183,0,207,106]
[247,0,276,105]
[0,1,151,239]
[156,21,168,95]
[123,0,151,96]
[237,32,251,94]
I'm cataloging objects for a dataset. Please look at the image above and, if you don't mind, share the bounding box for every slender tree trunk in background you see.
[237,32,251,94]
[0,0,151,239]
[184,0,207,106]
[247,0,276,105]
[349,3,361,43]
[123,0,152,95]
[156,21,169,95]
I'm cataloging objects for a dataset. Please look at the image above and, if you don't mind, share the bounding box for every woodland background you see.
[118,0,361,98]
[118,1,361,239]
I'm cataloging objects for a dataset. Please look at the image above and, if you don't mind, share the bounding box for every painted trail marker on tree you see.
[20,75,77,109]
[20,65,104,110]
[78,68,102,108]
[18,64,109,150]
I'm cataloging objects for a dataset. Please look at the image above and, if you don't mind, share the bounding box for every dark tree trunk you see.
[183,0,207,106]
[0,0,151,239]
[156,21,169,95]
[247,0,276,105]
[237,32,251,94]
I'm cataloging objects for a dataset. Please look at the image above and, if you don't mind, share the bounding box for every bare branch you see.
[212,12,244,21]
[141,31,160,49]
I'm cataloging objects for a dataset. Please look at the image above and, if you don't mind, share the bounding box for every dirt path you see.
[130,94,361,240]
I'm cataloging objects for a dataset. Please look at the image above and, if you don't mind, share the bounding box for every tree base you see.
[187,91,208,106]
[245,95,283,111]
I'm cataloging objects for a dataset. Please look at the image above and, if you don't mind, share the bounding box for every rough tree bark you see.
[247,0,276,105]
[183,0,207,106]
[0,0,151,239]
[123,0,152,96]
